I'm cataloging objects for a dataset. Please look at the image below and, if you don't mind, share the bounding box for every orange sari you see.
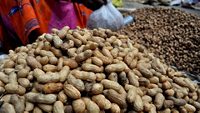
[0,0,92,51]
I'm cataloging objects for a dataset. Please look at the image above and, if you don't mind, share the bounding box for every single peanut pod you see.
[5,84,26,95]
[62,40,74,50]
[149,76,159,84]
[154,93,165,110]
[142,95,152,103]
[25,92,57,104]
[128,71,139,87]
[59,66,70,82]
[66,34,82,47]
[0,103,16,113]
[129,59,138,69]
[17,58,27,65]
[165,89,175,96]
[43,83,63,94]
[82,63,103,73]
[39,56,49,65]
[92,94,112,110]
[151,58,166,74]
[110,103,120,113]
[93,50,112,65]
[64,84,81,99]
[91,83,104,95]
[83,41,98,51]
[45,33,53,42]
[105,63,125,73]
[82,98,100,113]
[72,70,96,81]
[43,64,57,72]
[53,35,63,48]
[104,89,127,108]
[9,72,18,84]
[25,101,34,112]
[58,29,67,39]
[137,63,153,78]
[127,88,137,103]
[147,88,162,96]
[168,96,186,106]
[43,41,51,51]
[101,79,121,92]
[58,91,67,103]
[92,57,103,66]
[36,72,60,83]
[17,68,29,78]
[50,47,63,57]
[40,50,55,57]
[184,104,196,113]
[35,41,44,54]
[57,57,64,71]
[73,31,87,44]
[162,81,172,89]
[3,60,15,68]
[133,95,143,111]
[163,100,174,109]
[18,78,30,88]
[67,74,85,91]
[184,78,196,92]
[53,101,64,113]
[38,104,53,113]
[102,47,113,59]
[67,48,77,57]
[72,99,86,113]
[49,56,58,65]
[26,56,42,69]
[0,72,9,84]
[124,52,134,66]
[75,50,93,62]
[63,58,78,69]
[138,77,150,86]
[111,48,119,58]
[4,68,15,75]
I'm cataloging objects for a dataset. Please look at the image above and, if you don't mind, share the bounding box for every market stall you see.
[0,1,200,112]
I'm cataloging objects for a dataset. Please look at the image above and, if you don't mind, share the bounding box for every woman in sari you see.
[0,0,107,52]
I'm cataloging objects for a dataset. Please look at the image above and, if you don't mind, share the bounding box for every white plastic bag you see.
[87,1,124,31]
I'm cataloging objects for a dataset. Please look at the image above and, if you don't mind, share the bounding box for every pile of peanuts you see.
[0,26,199,113]
[120,8,200,76]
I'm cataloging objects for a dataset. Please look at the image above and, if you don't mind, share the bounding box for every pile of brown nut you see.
[119,8,200,77]
[0,27,199,113]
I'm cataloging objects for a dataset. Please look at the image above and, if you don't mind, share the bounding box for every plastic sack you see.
[87,1,124,31]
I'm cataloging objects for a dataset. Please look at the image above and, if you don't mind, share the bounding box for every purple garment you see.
[48,1,78,32]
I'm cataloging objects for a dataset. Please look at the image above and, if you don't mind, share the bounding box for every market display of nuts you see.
[0,26,199,113]
[120,7,200,77]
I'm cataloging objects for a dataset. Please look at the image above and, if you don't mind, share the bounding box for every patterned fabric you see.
[0,0,92,51]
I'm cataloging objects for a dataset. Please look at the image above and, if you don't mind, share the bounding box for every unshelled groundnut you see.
[72,99,86,113]
[0,27,199,113]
